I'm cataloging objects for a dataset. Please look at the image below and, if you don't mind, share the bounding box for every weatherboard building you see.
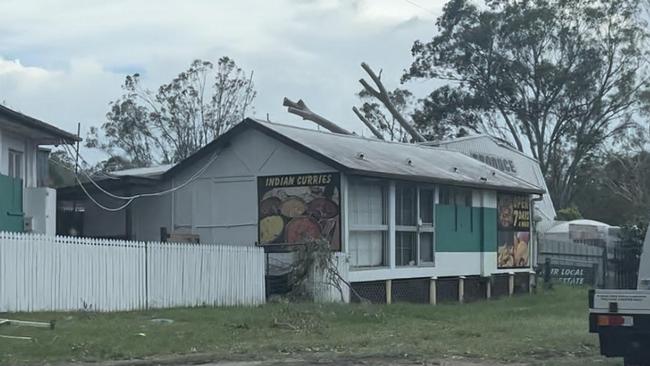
[58,118,544,303]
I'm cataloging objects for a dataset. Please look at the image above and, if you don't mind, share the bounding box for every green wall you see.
[435,204,496,252]
[0,174,24,232]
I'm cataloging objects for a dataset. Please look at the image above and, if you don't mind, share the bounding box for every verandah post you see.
[429,277,437,305]
[385,279,392,304]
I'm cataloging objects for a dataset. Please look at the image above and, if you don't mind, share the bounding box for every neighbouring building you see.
[0,104,78,234]
[58,118,544,303]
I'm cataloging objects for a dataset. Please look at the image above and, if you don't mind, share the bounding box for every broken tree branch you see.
[352,107,384,140]
[358,62,426,142]
[283,98,352,135]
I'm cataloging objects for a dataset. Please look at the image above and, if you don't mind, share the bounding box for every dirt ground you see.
[195,359,526,366]
[85,355,529,366]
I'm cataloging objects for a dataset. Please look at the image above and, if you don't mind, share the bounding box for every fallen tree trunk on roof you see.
[283,98,352,135]
[352,106,384,140]
[358,62,426,143]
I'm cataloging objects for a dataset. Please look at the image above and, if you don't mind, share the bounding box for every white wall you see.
[1,127,56,235]
[24,187,56,235]
[0,128,38,187]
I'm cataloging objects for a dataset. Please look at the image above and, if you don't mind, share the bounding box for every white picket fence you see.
[0,232,266,312]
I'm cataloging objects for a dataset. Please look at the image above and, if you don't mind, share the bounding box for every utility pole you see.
[71,123,81,233]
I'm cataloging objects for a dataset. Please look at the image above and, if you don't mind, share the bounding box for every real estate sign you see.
[257,173,341,250]
[536,264,596,286]
[497,193,530,269]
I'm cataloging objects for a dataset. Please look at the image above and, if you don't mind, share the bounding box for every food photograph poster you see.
[497,193,531,269]
[258,173,341,250]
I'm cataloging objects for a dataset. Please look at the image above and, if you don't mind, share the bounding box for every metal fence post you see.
[602,247,608,289]
[145,241,149,309]
[544,258,552,290]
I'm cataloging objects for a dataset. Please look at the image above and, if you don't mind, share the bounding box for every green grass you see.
[0,286,617,365]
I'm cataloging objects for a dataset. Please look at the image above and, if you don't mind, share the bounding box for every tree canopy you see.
[87,58,256,168]
[402,0,650,208]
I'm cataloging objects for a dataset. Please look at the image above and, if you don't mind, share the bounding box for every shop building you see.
[427,135,556,233]
[58,118,544,303]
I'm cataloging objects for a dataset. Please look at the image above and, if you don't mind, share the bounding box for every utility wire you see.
[60,141,221,211]
[403,0,437,17]
[60,143,120,180]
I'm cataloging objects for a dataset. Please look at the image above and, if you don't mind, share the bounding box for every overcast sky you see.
[0,0,445,161]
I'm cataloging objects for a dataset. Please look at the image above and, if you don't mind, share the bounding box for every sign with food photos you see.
[497,193,531,269]
[257,173,341,250]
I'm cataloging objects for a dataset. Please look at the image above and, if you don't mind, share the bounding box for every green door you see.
[0,174,24,232]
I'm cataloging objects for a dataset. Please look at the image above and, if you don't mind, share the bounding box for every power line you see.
[403,0,437,16]
[60,141,221,211]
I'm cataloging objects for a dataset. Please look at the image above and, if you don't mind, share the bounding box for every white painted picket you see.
[0,232,265,312]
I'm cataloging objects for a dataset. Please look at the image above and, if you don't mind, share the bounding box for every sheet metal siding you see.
[74,129,337,243]
[435,137,556,222]
[0,232,265,311]
[82,196,127,238]
[435,205,497,252]
[132,189,172,242]
[170,128,337,245]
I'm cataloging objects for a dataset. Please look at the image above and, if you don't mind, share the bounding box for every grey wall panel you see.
[82,197,126,238]
[132,192,172,242]
[168,128,337,246]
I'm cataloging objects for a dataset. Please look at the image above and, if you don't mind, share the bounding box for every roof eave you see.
[345,169,545,195]
[0,105,80,144]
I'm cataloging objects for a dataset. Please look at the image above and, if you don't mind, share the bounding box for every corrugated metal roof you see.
[110,164,174,178]
[429,134,540,164]
[253,119,544,194]
[0,104,80,143]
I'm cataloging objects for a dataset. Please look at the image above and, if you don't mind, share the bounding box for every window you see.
[439,185,472,206]
[348,179,388,267]
[8,150,23,181]
[439,185,474,232]
[396,184,435,266]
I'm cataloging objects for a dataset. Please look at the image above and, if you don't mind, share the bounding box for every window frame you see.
[348,178,389,268]
[395,183,436,267]
[8,149,24,182]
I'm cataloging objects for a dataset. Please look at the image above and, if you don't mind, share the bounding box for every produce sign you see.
[258,173,341,250]
[497,194,530,268]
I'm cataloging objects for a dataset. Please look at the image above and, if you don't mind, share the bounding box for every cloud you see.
[0,0,445,159]
[0,58,60,92]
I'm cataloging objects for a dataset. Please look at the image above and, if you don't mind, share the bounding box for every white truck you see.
[589,226,650,366]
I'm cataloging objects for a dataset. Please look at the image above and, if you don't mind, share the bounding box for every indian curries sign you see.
[257,173,341,250]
